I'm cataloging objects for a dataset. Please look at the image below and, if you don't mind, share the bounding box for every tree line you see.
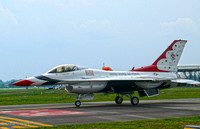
[0,79,21,88]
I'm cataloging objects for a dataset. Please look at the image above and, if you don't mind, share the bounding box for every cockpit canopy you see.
[47,64,87,73]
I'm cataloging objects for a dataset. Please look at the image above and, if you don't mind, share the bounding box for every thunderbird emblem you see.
[170,53,175,60]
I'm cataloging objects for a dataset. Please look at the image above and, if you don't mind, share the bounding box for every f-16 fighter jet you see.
[12,40,199,107]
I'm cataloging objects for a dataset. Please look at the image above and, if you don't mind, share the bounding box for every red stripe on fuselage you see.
[132,65,168,72]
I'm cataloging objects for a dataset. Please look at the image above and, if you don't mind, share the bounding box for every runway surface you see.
[0,98,200,128]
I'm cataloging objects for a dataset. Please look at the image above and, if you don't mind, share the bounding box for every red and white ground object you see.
[11,40,200,107]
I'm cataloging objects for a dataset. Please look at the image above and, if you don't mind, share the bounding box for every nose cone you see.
[11,80,34,86]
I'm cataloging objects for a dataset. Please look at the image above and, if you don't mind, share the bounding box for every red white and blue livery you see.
[12,40,199,107]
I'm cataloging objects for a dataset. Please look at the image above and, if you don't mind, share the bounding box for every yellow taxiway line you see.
[0,127,9,129]
[0,119,38,128]
[0,117,52,128]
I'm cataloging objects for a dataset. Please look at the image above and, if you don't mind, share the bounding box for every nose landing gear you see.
[74,93,94,107]
[115,96,123,104]
[75,100,81,107]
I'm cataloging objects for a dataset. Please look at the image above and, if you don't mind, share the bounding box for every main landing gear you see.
[131,97,139,105]
[115,94,139,105]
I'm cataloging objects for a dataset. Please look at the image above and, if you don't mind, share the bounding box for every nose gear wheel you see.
[115,96,123,104]
[75,100,81,107]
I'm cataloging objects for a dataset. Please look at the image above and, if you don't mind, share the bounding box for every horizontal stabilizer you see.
[171,79,200,85]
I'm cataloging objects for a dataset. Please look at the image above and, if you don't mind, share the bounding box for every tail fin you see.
[133,40,187,72]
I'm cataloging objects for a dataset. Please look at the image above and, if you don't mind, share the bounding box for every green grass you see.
[35,116,200,129]
[0,89,72,105]
[0,87,200,105]
[0,88,200,129]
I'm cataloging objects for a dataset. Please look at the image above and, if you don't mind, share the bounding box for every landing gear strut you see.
[115,95,123,104]
[75,94,81,107]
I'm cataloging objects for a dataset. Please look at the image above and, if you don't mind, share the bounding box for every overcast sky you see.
[0,0,200,81]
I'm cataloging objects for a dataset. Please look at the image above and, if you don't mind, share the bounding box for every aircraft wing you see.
[171,79,200,85]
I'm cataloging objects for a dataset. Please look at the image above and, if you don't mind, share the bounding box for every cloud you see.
[0,3,6,14]
[79,20,113,38]
[161,18,196,31]
[155,18,200,36]
[24,0,65,8]
[45,0,65,8]
[80,20,110,29]
[25,0,92,8]
[0,2,17,24]
[76,0,92,6]
[68,19,117,42]
[161,18,195,27]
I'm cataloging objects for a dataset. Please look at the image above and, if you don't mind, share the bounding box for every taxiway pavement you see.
[0,99,200,128]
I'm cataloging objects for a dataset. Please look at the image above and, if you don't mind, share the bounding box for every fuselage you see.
[27,69,177,85]
[17,68,177,94]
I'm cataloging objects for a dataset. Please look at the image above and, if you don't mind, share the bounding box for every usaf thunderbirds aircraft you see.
[12,40,199,107]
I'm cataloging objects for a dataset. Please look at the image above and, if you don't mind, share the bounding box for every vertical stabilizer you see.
[133,40,187,72]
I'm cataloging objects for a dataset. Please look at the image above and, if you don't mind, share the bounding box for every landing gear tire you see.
[131,97,139,105]
[75,100,81,107]
[115,96,123,104]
